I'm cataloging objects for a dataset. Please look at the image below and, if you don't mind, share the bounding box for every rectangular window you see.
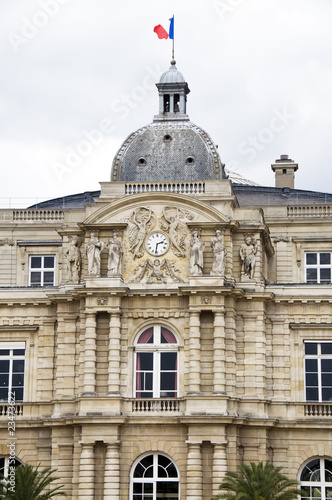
[304,342,332,402]
[29,255,55,287]
[0,343,25,402]
[305,252,332,284]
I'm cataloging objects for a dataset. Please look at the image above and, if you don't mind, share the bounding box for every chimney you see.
[271,155,298,189]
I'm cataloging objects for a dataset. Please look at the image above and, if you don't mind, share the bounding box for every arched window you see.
[300,458,332,500]
[131,453,179,499]
[134,326,178,399]
[0,456,23,477]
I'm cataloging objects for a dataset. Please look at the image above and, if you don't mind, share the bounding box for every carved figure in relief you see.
[84,232,104,276]
[131,258,184,284]
[107,233,123,277]
[159,206,193,257]
[190,230,205,276]
[210,229,227,276]
[240,235,257,280]
[65,235,82,282]
[128,208,154,258]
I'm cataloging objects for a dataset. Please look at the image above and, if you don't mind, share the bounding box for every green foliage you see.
[212,461,299,500]
[0,464,67,500]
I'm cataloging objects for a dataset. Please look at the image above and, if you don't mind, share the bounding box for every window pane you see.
[306,359,318,372]
[30,256,42,268]
[306,373,318,386]
[43,272,54,285]
[158,465,167,478]
[14,388,24,402]
[322,344,332,355]
[161,353,177,371]
[0,350,9,356]
[30,272,41,285]
[306,387,319,401]
[12,374,24,387]
[0,388,8,400]
[325,460,332,482]
[0,374,9,387]
[44,256,54,268]
[140,455,153,470]
[156,482,179,498]
[160,372,176,392]
[138,353,153,371]
[305,343,318,355]
[306,253,317,265]
[325,487,332,498]
[134,465,145,479]
[306,269,317,283]
[320,268,331,283]
[13,350,25,356]
[322,373,332,386]
[322,359,332,372]
[322,388,332,402]
[13,360,24,373]
[320,253,331,265]
[0,360,9,372]
[301,460,320,482]
[161,328,177,344]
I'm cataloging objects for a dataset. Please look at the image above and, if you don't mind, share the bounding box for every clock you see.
[146,232,169,256]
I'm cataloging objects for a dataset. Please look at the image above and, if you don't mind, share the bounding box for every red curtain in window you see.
[137,328,154,344]
[161,328,177,344]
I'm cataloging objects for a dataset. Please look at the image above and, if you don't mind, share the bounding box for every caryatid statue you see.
[239,234,257,280]
[107,232,123,277]
[190,230,205,276]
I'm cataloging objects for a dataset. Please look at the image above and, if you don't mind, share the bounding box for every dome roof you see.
[111,121,226,182]
[159,60,185,84]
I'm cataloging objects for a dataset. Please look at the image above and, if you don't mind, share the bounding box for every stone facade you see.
[1,63,332,499]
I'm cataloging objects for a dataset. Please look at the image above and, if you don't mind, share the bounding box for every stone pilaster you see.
[188,310,201,395]
[243,308,266,399]
[54,309,78,399]
[82,312,97,396]
[186,441,203,500]
[108,312,121,396]
[213,311,226,394]
[104,442,120,499]
[212,442,227,497]
[78,443,95,499]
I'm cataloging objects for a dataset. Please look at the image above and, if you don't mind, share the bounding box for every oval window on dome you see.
[163,134,172,143]
[186,156,195,165]
[137,158,147,167]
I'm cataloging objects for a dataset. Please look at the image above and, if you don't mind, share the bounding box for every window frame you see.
[130,452,180,500]
[299,457,332,500]
[305,251,332,284]
[304,341,332,402]
[0,342,25,403]
[134,325,179,399]
[28,255,56,287]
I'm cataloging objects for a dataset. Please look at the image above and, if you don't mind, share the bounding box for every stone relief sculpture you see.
[83,232,104,276]
[190,230,205,276]
[210,229,227,276]
[159,206,194,257]
[240,234,257,280]
[107,232,123,277]
[131,258,184,284]
[127,207,155,258]
[65,235,82,282]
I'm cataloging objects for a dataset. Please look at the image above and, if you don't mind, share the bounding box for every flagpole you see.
[172,14,175,61]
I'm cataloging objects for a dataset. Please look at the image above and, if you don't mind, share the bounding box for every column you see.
[104,442,120,499]
[82,312,97,396]
[108,312,121,396]
[188,311,201,395]
[186,442,203,500]
[79,443,95,499]
[213,311,226,394]
[212,442,227,497]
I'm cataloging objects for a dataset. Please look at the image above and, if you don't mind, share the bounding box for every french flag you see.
[154,16,174,39]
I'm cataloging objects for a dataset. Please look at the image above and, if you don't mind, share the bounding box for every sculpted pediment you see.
[83,192,230,226]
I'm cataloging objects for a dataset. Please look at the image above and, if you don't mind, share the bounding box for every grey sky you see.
[1,0,332,206]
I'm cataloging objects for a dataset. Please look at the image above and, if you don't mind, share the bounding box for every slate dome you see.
[111,61,226,183]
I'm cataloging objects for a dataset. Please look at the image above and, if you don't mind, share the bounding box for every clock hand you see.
[155,241,161,253]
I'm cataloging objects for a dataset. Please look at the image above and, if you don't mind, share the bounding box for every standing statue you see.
[240,235,257,280]
[65,236,82,283]
[107,233,123,277]
[210,229,227,276]
[190,230,205,276]
[128,208,153,258]
[84,232,104,276]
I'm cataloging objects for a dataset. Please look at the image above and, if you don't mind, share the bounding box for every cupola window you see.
[186,156,195,165]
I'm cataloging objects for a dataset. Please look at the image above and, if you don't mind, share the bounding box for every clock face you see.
[146,232,169,256]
